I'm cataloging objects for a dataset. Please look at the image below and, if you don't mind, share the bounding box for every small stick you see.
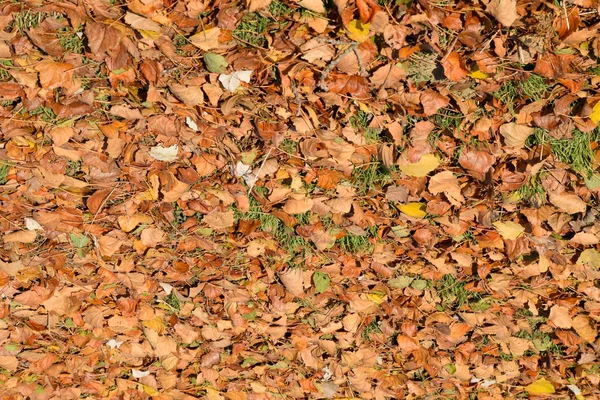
[318,42,359,91]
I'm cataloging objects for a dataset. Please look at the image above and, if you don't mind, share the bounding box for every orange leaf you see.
[442,52,468,82]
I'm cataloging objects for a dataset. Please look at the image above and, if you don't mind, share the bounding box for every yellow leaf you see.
[525,378,555,395]
[493,220,525,240]
[139,30,161,40]
[399,202,427,218]
[346,20,370,43]
[139,384,159,396]
[366,292,386,305]
[399,154,440,177]
[143,316,166,334]
[591,101,600,125]
[468,70,488,80]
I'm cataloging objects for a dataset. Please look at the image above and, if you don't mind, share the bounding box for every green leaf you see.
[242,309,257,321]
[69,233,90,248]
[203,52,228,73]
[241,357,258,367]
[411,279,428,290]
[313,271,330,294]
[388,276,414,289]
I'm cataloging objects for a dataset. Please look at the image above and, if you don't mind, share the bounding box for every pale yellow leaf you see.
[525,378,555,395]
[577,248,600,269]
[399,153,440,177]
[399,202,427,218]
[493,220,525,240]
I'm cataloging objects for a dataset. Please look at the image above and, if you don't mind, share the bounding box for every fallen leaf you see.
[421,90,450,116]
[442,52,468,82]
[493,221,525,240]
[525,378,555,395]
[204,210,235,230]
[149,145,178,162]
[399,202,427,218]
[346,20,370,43]
[429,171,465,206]
[219,70,253,92]
[399,153,440,177]
[499,123,534,148]
[549,192,587,214]
[3,230,37,243]
[189,27,221,50]
[279,268,304,296]
[548,305,572,329]
[487,0,518,27]
[248,0,273,12]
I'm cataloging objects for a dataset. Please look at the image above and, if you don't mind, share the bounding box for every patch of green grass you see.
[522,74,551,101]
[348,108,385,144]
[172,203,187,226]
[233,13,272,48]
[361,318,382,342]
[432,109,463,132]
[493,74,554,112]
[435,274,481,311]
[58,27,84,54]
[164,292,181,312]
[280,138,299,154]
[516,176,546,207]
[237,196,312,259]
[0,162,10,185]
[493,80,519,112]
[0,60,12,81]
[527,128,599,177]
[515,329,562,356]
[268,0,293,18]
[351,161,396,195]
[29,106,57,123]
[65,160,81,178]
[550,129,598,176]
[403,52,438,84]
[11,10,51,33]
[337,233,373,254]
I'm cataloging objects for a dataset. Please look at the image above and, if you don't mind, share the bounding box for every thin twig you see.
[318,42,359,91]
[248,146,273,194]
[291,80,302,116]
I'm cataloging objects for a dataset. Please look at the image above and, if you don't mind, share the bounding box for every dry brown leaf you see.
[140,227,166,247]
[549,192,587,214]
[499,123,535,148]
[189,27,221,51]
[3,230,37,244]
[283,196,314,214]
[204,210,235,230]
[572,315,597,342]
[421,90,450,116]
[548,305,572,329]
[487,0,518,27]
[278,268,305,296]
[442,52,468,82]
[428,171,465,206]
